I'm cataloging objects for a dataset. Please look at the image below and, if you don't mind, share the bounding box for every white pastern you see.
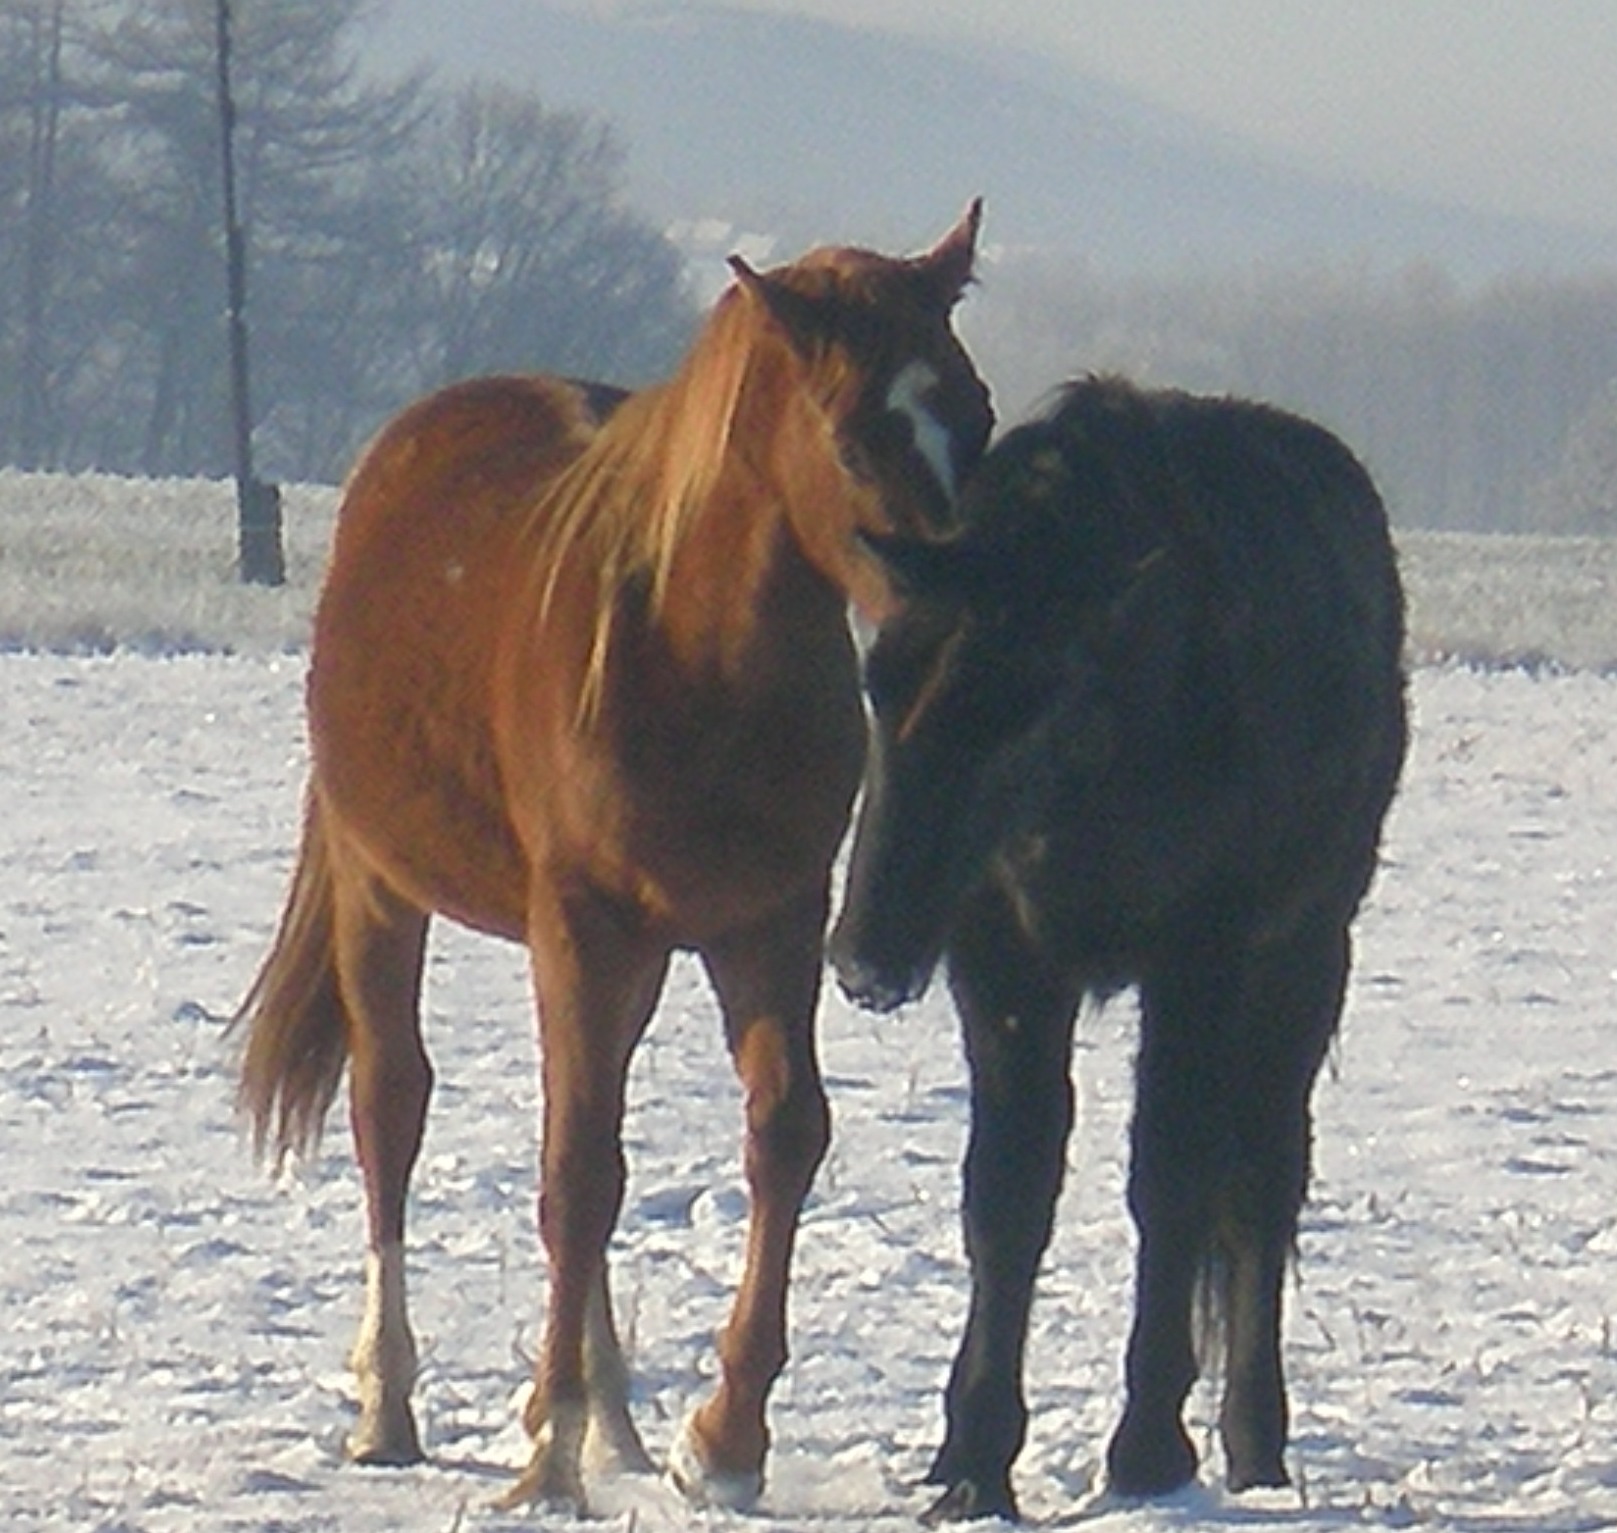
[346,1242,423,1463]
[352,1243,415,1381]
[886,360,956,503]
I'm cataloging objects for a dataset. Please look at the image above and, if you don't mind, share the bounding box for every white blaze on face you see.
[886,360,956,503]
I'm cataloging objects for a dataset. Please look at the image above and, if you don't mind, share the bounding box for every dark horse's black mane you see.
[976,375,1403,686]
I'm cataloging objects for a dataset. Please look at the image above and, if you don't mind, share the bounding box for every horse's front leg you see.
[501,890,668,1512]
[672,893,832,1508]
[926,897,1079,1523]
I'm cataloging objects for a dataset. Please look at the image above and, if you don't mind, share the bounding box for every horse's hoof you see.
[922,1476,1019,1525]
[666,1414,764,1510]
[1227,1456,1290,1494]
[349,1440,425,1469]
[497,1397,591,1511]
[347,1410,424,1467]
[1105,1417,1197,1499]
[1221,1404,1290,1493]
[584,1418,657,1478]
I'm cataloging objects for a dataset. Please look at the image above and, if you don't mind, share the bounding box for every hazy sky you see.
[692,1,1617,235]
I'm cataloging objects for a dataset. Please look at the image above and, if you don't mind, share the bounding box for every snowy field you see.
[3,471,1617,1532]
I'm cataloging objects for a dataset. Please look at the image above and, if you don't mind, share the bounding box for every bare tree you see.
[88,0,420,476]
[0,2,694,483]
[395,83,692,389]
[0,0,120,467]
[13,0,64,466]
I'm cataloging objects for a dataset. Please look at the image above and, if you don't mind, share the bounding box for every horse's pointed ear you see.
[728,254,825,357]
[916,197,983,308]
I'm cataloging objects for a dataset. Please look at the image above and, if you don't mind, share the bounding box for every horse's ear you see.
[728,254,826,357]
[915,197,983,308]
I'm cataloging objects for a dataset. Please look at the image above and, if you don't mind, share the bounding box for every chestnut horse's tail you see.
[236,793,350,1167]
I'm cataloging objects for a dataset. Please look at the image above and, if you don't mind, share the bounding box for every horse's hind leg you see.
[516,1263,655,1482]
[333,871,433,1466]
[926,894,1079,1523]
[1108,942,1230,1497]
[1214,920,1348,1492]
[672,891,832,1508]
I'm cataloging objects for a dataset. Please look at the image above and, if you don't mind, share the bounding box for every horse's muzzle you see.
[828,940,931,1014]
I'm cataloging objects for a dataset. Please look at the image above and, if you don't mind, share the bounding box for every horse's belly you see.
[315,723,531,941]
[497,694,861,943]
[307,600,533,941]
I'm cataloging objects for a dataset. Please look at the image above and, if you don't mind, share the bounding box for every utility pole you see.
[18,1,64,470]
[215,0,283,585]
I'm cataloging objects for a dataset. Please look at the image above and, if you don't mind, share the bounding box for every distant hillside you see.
[366,0,1617,276]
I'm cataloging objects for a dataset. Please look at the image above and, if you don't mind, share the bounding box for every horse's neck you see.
[651,386,882,670]
[764,398,890,612]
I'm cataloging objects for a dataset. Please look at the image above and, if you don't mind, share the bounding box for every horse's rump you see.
[963,377,1405,947]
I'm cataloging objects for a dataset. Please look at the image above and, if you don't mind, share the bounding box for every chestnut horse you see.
[235,206,992,1511]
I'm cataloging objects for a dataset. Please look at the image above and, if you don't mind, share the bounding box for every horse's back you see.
[1051,378,1401,662]
[1052,378,1402,737]
[308,375,616,934]
[1028,379,1406,947]
[1162,387,1401,659]
[327,375,615,562]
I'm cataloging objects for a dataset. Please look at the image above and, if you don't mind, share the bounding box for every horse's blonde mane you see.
[527,286,800,719]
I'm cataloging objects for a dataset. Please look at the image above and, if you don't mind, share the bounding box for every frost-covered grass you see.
[0,470,336,654]
[1398,529,1617,671]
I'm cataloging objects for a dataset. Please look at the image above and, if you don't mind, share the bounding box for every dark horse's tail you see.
[235,795,350,1167]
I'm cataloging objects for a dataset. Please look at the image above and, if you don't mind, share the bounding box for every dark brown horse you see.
[235,206,992,1512]
[832,377,1406,1519]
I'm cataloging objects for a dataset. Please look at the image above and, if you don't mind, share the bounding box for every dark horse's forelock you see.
[833,374,1405,1520]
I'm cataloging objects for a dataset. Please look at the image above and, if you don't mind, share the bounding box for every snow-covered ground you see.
[3,473,1616,1531]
